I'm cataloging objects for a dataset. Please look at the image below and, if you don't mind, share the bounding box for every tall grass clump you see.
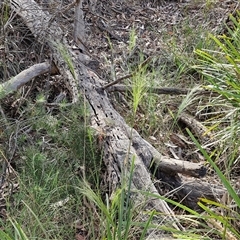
[127,29,149,116]
[193,11,240,171]
[0,98,101,239]
[187,129,240,240]
[190,12,240,238]
[76,158,154,240]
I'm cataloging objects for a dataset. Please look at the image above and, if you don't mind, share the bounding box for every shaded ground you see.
[0,0,240,238]
[86,0,237,79]
[81,0,239,167]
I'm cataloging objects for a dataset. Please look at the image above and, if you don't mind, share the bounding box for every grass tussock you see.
[0,1,240,239]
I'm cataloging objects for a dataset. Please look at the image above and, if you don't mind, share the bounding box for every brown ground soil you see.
[0,0,240,238]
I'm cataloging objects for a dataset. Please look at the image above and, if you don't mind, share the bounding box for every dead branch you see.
[9,0,184,230]
[0,62,57,99]
[179,112,213,143]
[106,84,218,96]
[74,0,86,50]
[102,56,153,90]
[7,0,228,234]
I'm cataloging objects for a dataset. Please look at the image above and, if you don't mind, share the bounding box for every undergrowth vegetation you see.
[0,0,240,239]
[194,11,240,173]
[0,98,102,239]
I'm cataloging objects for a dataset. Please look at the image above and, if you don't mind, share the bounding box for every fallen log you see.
[9,0,183,230]
[7,0,226,235]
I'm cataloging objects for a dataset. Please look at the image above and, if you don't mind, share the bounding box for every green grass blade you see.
[0,230,13,240]
[21,201,47,238]
[139,210,155,240]
[9,218,29,240]
[186,129,240,207]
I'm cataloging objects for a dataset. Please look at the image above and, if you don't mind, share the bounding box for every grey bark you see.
[7,0,226,235]
[73,0,86,51]
[0,62,57,99]
[9,0,181,227]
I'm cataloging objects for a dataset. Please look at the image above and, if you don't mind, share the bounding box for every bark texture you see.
[0,62,57,99]
[8,0,226,234]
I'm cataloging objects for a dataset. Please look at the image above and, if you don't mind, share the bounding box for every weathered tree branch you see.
[7,0,226,234]
[0,62,57,99]
[106,84,218,96]
[9,0,184,230]
[102,56,153,90]
[74,0,86,51]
